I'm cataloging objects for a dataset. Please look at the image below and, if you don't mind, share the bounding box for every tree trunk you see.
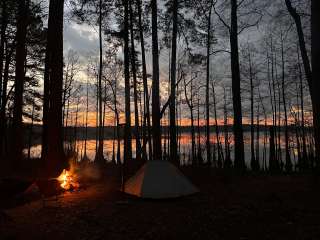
[230,0,245,170]
[114,71,121,164]
[137,0,152,160]
[285,0,312,88]
[74,96,80,152]
[84,75,89,158]
[0,43,13,157]
[151,0,161,161]
[212,81,223,168]
[258,88,266,171]
[129,1,142,162]
[169,0,178,164]
[95,75,98,156]
[62,61,69,127]
[123,0,132,164]
[281,32,292,172]
[190,87,195,165]
[270,38,279,166]
[248,50,256,171]
[27,99,35,160]
[297,49,307,169]
[256,87,267,171]
[96,0,105,164]
[183,72,195,165]
[269,126,278,173]
[311,0,320,168]
[275,57,282,169]
[178,87,182,161]
[12,0,29,166]
[205,8,212,167]
[256,103,260,170]
[286,0,320,167]
[197,92,201,164]
[0,0,8,111]
[42,0,65,177]
[223,86,231,168]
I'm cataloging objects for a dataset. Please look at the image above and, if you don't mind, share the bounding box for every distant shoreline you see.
[16,123,314,147]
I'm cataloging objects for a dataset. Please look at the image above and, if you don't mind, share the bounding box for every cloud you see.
[64,21,99,57]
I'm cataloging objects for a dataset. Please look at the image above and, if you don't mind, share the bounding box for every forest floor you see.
[1,168,320,240]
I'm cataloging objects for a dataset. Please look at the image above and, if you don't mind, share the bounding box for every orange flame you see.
[58,169,80,190]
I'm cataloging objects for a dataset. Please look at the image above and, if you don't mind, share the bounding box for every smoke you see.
[77,164,102,182]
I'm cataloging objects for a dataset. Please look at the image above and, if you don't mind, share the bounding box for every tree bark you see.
[27,99,35,160]
[297,49,307,169]
[129,1,142,162]
[84,76,89,159]
[223,86,231,168]
[136,0,152,161]
[248,50,256,170]
[151,0,161,161]
[41,0,65,177]
[269,126,278,173]
[311,0,320,168]
[0,0,8,110]
[197,92,201,164]
[285,0,320,167]
[230,0,245,170]
[281,32,292,172]
[0,43,13,157]
[205,7,212,166]
[12,0,29,166]
[169,0,178,164]
[96,0,105,164]
[183,72,195,164]
[256,103,260,169]
[123,0,132,165]
[212,81,223,168]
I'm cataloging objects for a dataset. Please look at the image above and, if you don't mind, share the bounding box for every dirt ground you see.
[1,169,320,240]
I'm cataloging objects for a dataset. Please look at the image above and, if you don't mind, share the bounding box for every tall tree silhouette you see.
[0,0,7,117]
[169,0,178,164]
[123,0,132,164]
[12,0,29,166]
[129,1,142,162]
[151,0,161,161]
[285,0,320,167]
[96,0,105,164]
[311,0,320,168]
[137,0,152,161]
[280,31,292,172]
[41,0,65,177]
[230,0,245,169]
[205,4,213,166]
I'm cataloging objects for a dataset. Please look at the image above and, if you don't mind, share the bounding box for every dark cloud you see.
[64,22,99,57]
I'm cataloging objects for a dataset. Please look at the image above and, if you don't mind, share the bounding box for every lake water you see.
[24,131,303,169]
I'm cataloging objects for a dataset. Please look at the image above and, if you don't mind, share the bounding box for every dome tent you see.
[123,160,199,199]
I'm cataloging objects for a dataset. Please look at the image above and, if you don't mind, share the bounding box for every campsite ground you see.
[1,168,320,240]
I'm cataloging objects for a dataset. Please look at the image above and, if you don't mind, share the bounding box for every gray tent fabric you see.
[123,160,199,199]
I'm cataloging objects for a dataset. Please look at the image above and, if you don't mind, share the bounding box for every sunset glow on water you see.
[24,131,307,168]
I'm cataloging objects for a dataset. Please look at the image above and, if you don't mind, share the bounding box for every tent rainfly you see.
[123,160,199,199]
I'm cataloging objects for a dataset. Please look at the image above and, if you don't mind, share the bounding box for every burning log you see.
[36,169,79,207]
[36,169,80,196]
[35,168,80,206]
[57,169,80,191]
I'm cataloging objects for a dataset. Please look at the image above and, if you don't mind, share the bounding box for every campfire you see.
[57,169,80,191]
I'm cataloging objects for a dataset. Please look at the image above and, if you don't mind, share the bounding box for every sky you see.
[47,0,314,127]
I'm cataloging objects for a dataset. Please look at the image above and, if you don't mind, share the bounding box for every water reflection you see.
[24,132,301,168]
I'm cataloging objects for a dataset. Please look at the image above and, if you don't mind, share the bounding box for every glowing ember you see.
[58,169,80,190]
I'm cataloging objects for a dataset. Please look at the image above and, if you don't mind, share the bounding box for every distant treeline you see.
[19,123,314,142]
